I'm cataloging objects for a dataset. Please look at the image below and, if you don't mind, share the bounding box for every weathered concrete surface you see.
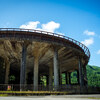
[0,95,100,100]
[53,48,59,90]
[0,40,80,74]
[0,40,78,74]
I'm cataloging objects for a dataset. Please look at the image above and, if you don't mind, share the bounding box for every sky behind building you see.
[0,0,100,66]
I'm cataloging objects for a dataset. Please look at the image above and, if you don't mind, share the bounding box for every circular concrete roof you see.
[0,28,90,73]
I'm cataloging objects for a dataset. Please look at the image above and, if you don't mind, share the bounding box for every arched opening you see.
[9,63,20,84]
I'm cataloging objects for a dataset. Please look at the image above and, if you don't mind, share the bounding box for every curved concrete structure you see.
[0,28,90,91]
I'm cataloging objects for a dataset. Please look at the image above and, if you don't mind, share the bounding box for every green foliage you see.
[9,75,16,81]
[62,74,66,84]
[86,65,100,87]
[0,91,69,96]
[40,76,47,86]
[71,71,78,84]
[61,65,100,87]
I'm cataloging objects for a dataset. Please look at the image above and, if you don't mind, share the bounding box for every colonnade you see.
[19,42,60,91]
[4,42,87,91]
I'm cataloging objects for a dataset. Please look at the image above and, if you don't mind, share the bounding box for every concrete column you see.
[83,66,88,86]
[20,43,27,91]
[68,72,71,85]
[78,58,84,93]
[65,72,68,85]
[49,66,53,88]
[33,56,39,91]
[5,60,10,84]
[65,72,71,85]
[59,68,62,86]
[53,48,59,90]
[76,70,80,84]
[46,75,49,86]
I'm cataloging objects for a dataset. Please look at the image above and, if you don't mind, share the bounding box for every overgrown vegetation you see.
[65,65,100,87]
[0,91,69,96]
[86,65,100,87]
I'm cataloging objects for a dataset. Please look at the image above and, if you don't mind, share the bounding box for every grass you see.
[87,97,100,99]
[0,91,70,96]
[0,94,8,96]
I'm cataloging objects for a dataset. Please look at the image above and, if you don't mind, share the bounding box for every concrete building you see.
[0,28,90,92]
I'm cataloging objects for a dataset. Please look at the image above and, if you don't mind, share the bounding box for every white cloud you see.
[81,38,94,46]
[19,21,61,34]
[20,21,40,29]
[41,21,60,32]
[97,50,100,54]
[83,30,95,36]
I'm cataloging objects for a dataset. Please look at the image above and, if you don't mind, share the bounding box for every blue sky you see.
[0,0,100,66]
